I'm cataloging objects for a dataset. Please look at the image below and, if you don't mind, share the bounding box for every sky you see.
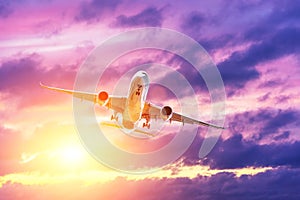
[0,0,300,199]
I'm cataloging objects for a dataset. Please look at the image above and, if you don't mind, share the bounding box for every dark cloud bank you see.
[1,167,300,200]
[180,0,300,93]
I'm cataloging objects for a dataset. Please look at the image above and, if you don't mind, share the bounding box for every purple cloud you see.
[112,7,164,27]
[219,26,300,93]
[178,1,300,93]
[229,108,299,141]
[183,133,300,170]
[258,79,283,89]
[0,0,12,18]
[200,34,235,52]
[244,0,300,42]
[257,92,271,102]
[260,109,298,139]
[163,54,209,95]
[0,54,76,108]
[75,0,121,22]
[275,95,290,104]
[274,131,290,141]
[180,11,206,36]
[179,107,300,169]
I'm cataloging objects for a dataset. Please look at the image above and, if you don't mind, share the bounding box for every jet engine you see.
[97,91,109,105]
[160,106,173,121]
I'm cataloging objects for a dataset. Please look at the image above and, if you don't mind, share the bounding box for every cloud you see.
[75,0,121,22]
[227,108,299,141]
[0,126,24,176]
[274,131,290,141]
[0,54,76,108]
[260,109,298,139]
[244,0,300,42]
[199,134,300,169]
[162,54,209,96]
[178,1,300,93]
[112,6,163,28]
[258,79,283,89]
[257,92,270,102]
[33,19,66,38]
[1,168,300,199]
[0,0,13,18]
[200,34,235,52]
[178,107,300,169]
[180,11,207,38]
[218,27,300,91]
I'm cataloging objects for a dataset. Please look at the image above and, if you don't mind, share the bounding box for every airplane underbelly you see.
[125,89,142,122]
[128,99,141,122]
[121,105,139,130]
[122,120,135,129]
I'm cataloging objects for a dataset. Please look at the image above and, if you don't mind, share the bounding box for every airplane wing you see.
[143,102,225,129]
[40,82,98,102]
[40,83,126,113]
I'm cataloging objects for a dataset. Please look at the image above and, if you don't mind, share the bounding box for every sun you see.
[60,145,85,165]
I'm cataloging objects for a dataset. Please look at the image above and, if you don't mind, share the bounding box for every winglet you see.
[40,82,45,88]
[40,82,52,90]
[211,124,226,130]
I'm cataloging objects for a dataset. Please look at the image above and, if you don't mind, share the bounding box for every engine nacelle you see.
[160,106,173,121]
[97,91,109,106]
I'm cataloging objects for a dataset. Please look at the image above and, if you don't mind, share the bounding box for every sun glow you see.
[60,145,85,165]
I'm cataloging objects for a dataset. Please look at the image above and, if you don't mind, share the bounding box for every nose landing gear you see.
[111,114,118,121]
[142,122,150,129]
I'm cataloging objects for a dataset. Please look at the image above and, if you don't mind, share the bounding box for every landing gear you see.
[142,114,151,129]
[143,122,150,129]
[111,114,118,121]
[142,122,150,129]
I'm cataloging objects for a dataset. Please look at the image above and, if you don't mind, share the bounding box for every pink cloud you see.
[0,54,79,109]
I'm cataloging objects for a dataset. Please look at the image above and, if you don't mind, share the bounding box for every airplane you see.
[40,71,224,136]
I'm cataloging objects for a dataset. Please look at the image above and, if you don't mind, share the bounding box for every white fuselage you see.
[120,71,149,130]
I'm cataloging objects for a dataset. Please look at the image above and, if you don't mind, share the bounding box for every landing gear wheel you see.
[142,122,150,129]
